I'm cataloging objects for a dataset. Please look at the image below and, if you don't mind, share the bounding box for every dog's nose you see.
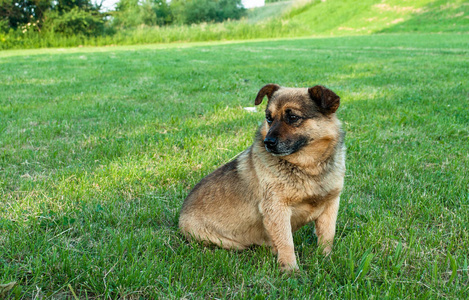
[264,136,278,148]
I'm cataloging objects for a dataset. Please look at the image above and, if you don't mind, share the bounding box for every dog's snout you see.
[264,136,278,148]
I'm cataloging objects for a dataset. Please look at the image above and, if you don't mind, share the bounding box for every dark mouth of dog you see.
[265,146,293,156]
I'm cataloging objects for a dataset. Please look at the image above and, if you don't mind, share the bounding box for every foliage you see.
[113,0,172,28]
[1,0,468,50]
[54,0,97,13]
[43,7,104,36]
[216,0,247,21]
[112,0,245,27]
[0,0,106,36]
[171,0,246,24]
[0,0,51,30]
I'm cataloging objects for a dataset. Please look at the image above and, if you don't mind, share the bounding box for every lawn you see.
[1,33,468,298]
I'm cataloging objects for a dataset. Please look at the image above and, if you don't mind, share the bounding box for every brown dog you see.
[179,84,346,271]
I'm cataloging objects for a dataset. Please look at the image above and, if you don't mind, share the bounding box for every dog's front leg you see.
[315,196,340,255]
[261,202,298,272]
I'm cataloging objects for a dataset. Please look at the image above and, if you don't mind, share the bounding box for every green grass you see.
[1,0,468,50]
[1,32,468,298]
[284,0,469,35]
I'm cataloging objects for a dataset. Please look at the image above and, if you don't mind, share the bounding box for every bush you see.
[184,0,218,24]
[44,7,104,36]
[0,17,9,33]
[113,0,172,28]
[171,0,246,24]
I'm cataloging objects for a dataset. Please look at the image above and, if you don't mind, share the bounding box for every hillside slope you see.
[282,0,469,35]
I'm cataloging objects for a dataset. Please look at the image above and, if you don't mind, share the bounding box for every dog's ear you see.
[308,85,340,114]
[254,84,280,105]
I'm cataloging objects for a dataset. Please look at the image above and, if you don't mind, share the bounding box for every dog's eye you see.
[288,115,300,123]
[266,115,273,124]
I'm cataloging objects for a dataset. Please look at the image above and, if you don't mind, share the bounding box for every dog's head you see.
[254,84,341,156]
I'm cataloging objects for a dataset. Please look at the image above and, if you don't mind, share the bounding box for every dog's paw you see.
[278,249,298,272]
[322,245,332,256]
[280,262,299,273]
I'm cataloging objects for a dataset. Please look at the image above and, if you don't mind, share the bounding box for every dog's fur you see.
[179,84,346,271]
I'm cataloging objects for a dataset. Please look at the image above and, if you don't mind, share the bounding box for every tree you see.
[216,0,245,22]
[55,0,96,13]
[113,0,172,28]
[43,0,106,36]
[45,7,105,36]
[0,0,106,35]
[0,0,52,30]
[171,0,246,25]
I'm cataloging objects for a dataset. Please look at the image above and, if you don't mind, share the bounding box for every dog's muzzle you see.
[264,136,278,151]
[264,136,287,155]
[264,136,308,156]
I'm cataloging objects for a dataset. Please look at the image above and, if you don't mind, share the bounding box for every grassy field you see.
[1,32,468,298]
